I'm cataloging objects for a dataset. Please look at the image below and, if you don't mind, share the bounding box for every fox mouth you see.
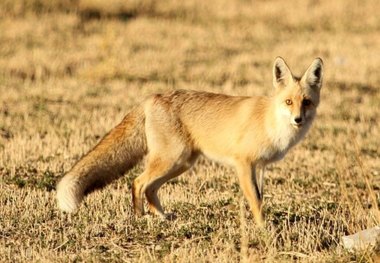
[291,123,303,128]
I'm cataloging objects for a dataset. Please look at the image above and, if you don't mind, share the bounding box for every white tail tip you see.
[56,174,82,213]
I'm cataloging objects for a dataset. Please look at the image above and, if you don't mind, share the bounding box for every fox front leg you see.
[255,164,266,201]
[235,161,264,227]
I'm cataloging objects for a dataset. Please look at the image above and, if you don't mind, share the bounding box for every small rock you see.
[155,245,162,251]
[342,226,380,251]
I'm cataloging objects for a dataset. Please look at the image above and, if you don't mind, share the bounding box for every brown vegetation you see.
[0,0,379,261]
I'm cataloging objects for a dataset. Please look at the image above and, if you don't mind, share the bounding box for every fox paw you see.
[157,212,177,221]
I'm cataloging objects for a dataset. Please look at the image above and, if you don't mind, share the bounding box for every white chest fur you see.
[260,120,310,163]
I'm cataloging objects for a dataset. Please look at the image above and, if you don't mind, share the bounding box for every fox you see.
[56,57,323,227]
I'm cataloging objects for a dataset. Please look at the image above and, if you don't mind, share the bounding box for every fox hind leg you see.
[132,148,194,218]
[144,165,188,218]
[134,98,196,218]
[145,153,198,218]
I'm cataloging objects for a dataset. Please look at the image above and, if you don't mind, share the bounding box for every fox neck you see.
[266,103,312,154]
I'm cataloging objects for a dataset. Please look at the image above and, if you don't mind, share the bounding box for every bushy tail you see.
[56,107,147,212]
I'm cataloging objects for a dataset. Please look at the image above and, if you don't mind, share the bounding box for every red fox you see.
[57,57,323,227]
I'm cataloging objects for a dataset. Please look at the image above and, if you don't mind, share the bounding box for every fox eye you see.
[285,99,292,105]
[302,99,312,106]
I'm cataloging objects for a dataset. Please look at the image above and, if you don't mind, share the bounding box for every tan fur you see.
[56,57,323,227]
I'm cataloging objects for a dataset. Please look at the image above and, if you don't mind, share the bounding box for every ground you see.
[0,0,379,262]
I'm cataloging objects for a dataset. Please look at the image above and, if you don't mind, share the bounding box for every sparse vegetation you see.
[0,0,379,262]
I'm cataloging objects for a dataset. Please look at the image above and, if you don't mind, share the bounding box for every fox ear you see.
[273,57,293,89]
[301,58,323,90]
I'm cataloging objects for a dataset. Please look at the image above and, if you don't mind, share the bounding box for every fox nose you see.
[294,117,303,124]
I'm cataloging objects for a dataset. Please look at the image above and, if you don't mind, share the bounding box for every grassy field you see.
[1,0,379,261]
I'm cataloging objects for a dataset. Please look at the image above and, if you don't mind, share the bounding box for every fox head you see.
[272,57,323,129]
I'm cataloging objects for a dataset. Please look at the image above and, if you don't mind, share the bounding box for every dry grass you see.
[0,0,379,262]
